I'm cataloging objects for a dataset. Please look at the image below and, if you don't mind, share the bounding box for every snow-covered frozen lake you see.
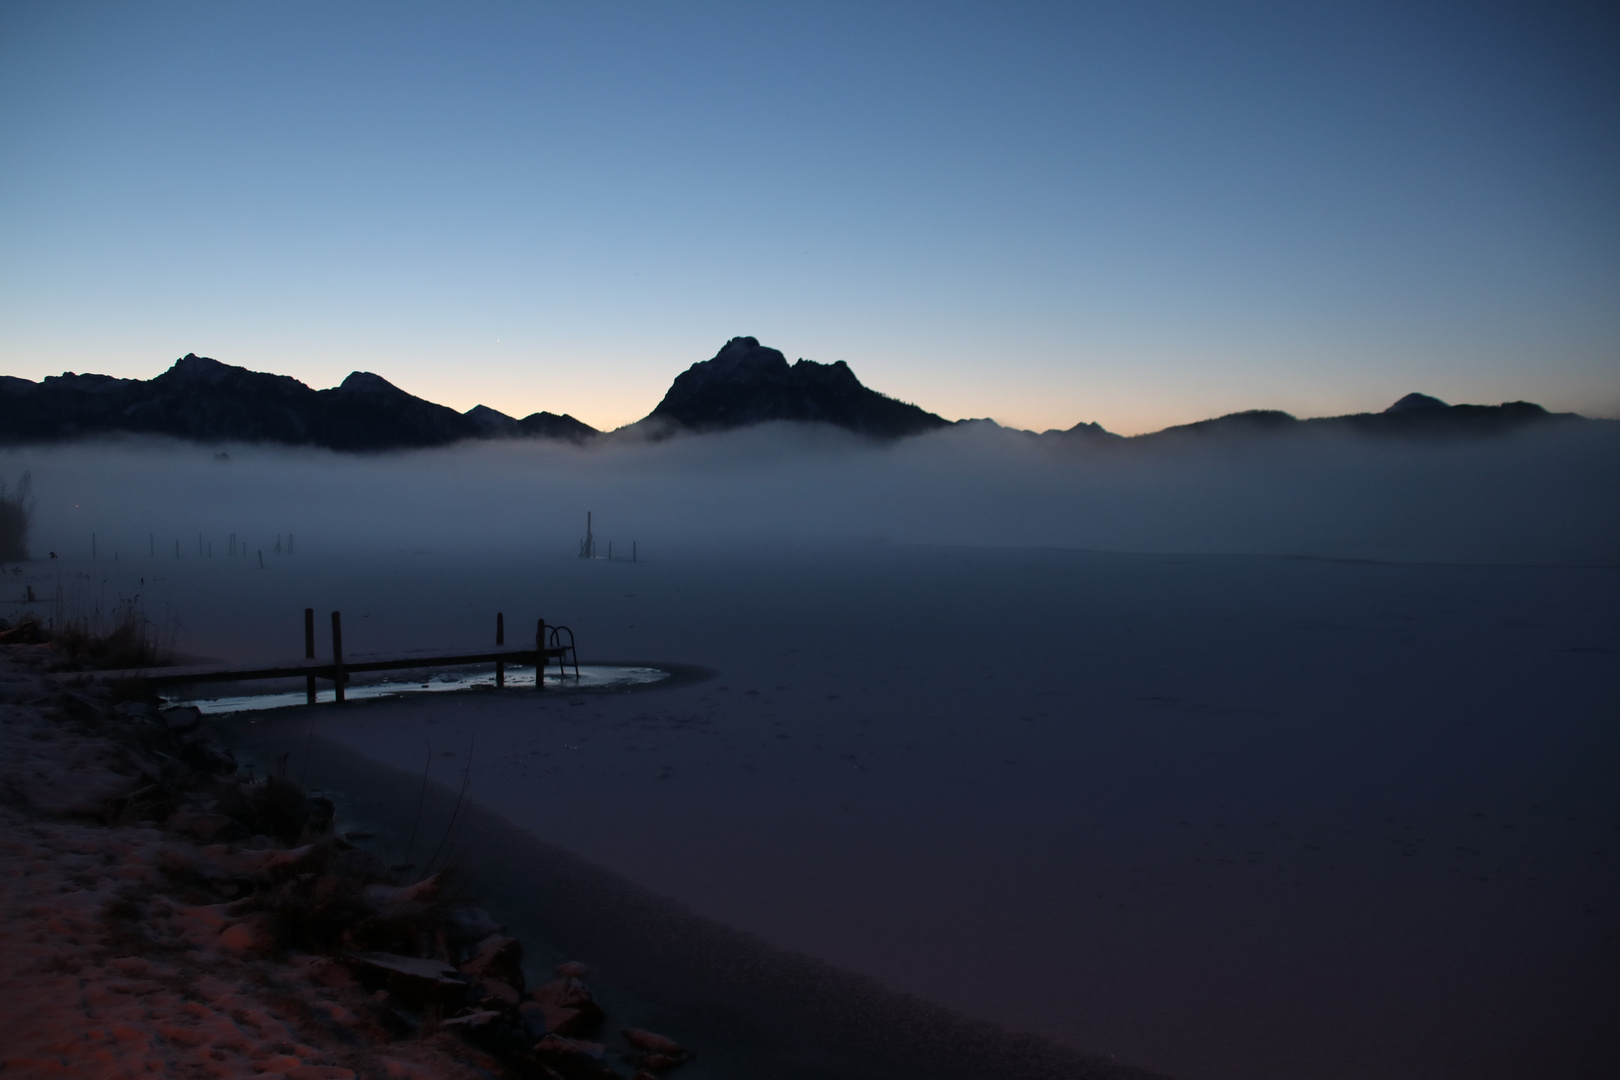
[17,542,1615,1079]
[7,425,1617,1078]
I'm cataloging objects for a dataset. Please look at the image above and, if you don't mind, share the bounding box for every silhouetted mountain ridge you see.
[1139,397,1581,443]
[0,342,1595,451]
[637,336,950,439]
[0,354,599,451]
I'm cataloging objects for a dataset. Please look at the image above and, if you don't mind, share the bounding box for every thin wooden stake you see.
[331,611,346,704]
[495,612,505,688]
[304,608,316,705]
[536,618,546,687]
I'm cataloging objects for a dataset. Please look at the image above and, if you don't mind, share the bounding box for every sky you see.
[1,0,1616,435]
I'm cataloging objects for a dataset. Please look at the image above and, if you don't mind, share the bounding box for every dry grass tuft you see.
[54,602,174,669]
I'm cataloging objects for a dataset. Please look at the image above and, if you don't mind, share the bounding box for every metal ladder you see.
[546,624,581,680]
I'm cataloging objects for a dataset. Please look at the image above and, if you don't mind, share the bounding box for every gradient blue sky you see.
[2,1,1616,434]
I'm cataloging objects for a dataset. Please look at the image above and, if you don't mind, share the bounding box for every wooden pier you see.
[52,610,579,703]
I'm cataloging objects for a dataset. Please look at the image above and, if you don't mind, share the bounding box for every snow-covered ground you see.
[5,425,1617,1079]
[0,652,499,1080]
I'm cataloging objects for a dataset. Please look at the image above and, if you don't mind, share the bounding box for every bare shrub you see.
[54,600,174,669]
[212,775,326,845]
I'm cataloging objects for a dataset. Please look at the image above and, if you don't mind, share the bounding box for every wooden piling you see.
[304,608,316,705]
[495,613,505,688]
[331,611,346,704]
[536,619,546,686]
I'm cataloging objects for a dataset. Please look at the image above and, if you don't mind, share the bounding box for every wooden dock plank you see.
[50,645,570,687]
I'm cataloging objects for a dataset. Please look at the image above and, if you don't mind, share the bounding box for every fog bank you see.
[7,420,1616,566]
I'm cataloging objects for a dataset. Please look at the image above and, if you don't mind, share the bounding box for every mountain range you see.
[0,336,1592,452]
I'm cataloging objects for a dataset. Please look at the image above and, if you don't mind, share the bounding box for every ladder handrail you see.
[547,624,582,679]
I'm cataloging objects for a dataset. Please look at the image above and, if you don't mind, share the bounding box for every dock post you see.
[304,608,316,705]
[495,613,505,688]
[536,618,546,687]
[331,611,346,704]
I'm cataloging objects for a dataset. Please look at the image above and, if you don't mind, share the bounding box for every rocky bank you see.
[0,639,692,1080]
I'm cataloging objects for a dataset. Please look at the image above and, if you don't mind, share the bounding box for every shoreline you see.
[241,703,1169,1080]
[0,647,508,1079]
[0,637,1165,1080]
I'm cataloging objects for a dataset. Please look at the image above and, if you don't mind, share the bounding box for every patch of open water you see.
[167,664,669,714]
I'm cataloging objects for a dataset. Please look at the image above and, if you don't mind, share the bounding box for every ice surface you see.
[237,547,1613,1080]
[5,425,1617,1079]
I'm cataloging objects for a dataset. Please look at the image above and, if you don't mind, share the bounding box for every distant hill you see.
[1136,394,1584,444]
[0,354,599,451]
[635,336,950,439]
[0,343,1594,451]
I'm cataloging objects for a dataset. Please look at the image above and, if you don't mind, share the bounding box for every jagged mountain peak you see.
[706,336,788,374]
[644,337,948,439]
[1386,392,1450,413]
[153,354,311,398]
[167,353,229,378]
[465,404,519,436]
[334,371,404,396]
[40,371,131,393]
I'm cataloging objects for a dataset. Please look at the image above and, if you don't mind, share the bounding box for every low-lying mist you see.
[7,420,1617,566]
